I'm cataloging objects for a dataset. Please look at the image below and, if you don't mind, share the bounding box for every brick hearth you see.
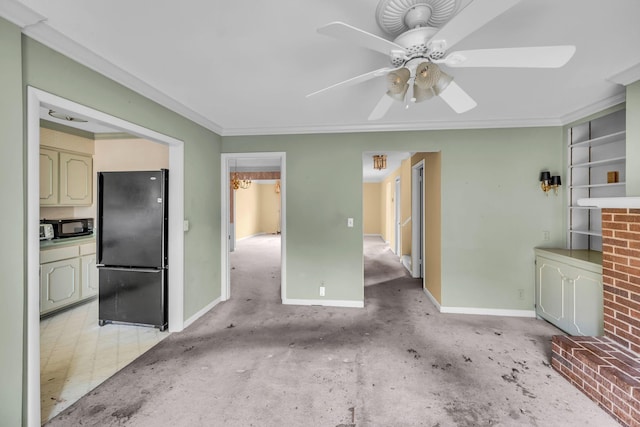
[552,208,640,426]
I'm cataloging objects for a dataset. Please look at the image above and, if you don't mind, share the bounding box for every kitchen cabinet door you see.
[81,254,99,298]
[40,148,59,205]
[59,151,92,205]
[40,258,80,314]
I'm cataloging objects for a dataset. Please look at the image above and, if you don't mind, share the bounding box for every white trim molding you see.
[283,299,364,309]
[423,288,441,311]
[440,306,537,318]
[183,297,221,329]
[609,62,640,86]
[578,197,640,209]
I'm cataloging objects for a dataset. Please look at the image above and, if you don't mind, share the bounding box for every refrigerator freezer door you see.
[98,267,167,329]
[98,170,167,268]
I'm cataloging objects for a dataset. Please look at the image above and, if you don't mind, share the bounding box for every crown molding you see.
[220,116,568,137]
[0,0,45,28]
[21,21,225,136]
[558,93,626,127]
[609,62,640,86]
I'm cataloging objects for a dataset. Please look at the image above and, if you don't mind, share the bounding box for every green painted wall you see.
[0,28,223,423]
[223,126,565,309]
[0,17,26,427]
[22,37,223,319]
[627,80,640,196]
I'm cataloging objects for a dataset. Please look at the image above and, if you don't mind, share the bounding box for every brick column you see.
[602,208,640,353]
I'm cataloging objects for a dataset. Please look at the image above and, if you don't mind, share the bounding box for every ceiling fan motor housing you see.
[376,0,460,37]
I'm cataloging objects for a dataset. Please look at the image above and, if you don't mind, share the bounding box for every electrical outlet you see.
[543,231,550,241]
[518,289,525,300]
[319,286,325,297]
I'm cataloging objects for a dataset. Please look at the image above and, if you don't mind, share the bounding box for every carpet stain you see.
[111,398,144,420]
[87,404,106,416]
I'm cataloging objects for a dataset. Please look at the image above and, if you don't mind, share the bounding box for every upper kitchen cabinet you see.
[40,147,93,206]
[59,151,92,205]
[40,148,59,205]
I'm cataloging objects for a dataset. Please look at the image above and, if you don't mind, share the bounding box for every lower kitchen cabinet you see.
[534,248,603,336]
[40,238,97,315]
[81,253,98,298]
[40,258,80,314]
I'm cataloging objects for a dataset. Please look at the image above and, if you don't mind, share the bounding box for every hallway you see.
[47,236,616,426]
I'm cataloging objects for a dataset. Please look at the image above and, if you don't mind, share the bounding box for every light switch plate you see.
[183,220,190,231]
[347,218,354,228]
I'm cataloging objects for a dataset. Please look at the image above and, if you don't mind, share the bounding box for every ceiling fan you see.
[307,0,576,120]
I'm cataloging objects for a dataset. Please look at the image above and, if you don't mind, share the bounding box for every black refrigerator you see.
[97,169,168,331]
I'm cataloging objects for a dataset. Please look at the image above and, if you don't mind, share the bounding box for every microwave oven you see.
[41,218,94,239]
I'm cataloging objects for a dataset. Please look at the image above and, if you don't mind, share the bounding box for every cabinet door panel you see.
[572,272,604,336]
[40,258,80,314]
[81,254,99,298]
[40,148,59,205]
[537,260,565,323]
[59,152,92,205]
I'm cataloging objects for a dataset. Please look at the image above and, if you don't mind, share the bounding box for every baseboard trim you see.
[237,232,267,241]
[364,234,383,238]
[423,288,441,311]
[183,297,221,329]
[283,298,364,308]
[440,306,536,318]
[401,255,412,273]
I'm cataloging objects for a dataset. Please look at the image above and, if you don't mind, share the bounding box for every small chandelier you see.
[373,154,387,170]
[231,160,251,190]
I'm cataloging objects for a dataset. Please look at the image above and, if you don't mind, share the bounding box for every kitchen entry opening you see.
[27,87,185,426]
[220,153,286,303]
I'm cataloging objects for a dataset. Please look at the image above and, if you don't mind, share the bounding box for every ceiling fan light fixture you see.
[414,62,441,89]
[386,67,410,101]
[412,85,435,103]
[433,71,453,96]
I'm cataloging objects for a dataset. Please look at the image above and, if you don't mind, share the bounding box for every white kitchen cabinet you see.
[59,151,93,205]
[39,148,59,206]
[535,248,603,336]
[40,146,93,206]
[80,242,98,298]
[40,257,81,314]
[40,238,97,315]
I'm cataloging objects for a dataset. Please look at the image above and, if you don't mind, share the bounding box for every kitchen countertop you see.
[534,247,602,267]
[40,234,96,250]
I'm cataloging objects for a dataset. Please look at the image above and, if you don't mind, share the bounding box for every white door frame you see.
[26,87,185,427]
[220,152,286,302]
[411,160,425,279]
[395,177,401,256]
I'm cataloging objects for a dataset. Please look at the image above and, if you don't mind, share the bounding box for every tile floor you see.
[40,299,168,423]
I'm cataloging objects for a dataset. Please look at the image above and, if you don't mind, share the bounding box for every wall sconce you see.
[540,171,561,195]
[373,154,387,170]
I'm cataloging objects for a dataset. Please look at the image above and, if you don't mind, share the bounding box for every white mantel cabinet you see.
[535,248,603,336]
[40,146,93,206]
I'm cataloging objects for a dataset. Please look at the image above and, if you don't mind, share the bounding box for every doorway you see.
[27,87,185,426]
[411,161,425,279]
[220,153,286,302]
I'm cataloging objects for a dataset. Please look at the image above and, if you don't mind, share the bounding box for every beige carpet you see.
[46,235,617,426]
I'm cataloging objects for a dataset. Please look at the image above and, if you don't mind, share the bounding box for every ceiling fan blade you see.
[318,21,406,56]
[429,0,522,52]
[438,81,477,114]
[306,67,398,98]
[368,94,395,121]
[442,46,576,68]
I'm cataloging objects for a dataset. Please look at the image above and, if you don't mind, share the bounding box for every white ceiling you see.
[4,0,639,138]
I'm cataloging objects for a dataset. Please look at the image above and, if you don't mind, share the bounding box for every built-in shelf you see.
[570,156,626,169]
[570,229,602,237]
[568,108,626,251]
[570,182,625,189]
[569,130,626,149]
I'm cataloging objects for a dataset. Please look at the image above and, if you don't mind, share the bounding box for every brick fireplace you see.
[552,208,640,426]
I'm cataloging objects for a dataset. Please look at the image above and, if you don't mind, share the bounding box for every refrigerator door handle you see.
[97,266,162,273]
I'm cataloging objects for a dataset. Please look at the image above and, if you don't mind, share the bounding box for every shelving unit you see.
[568,109,626,251]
